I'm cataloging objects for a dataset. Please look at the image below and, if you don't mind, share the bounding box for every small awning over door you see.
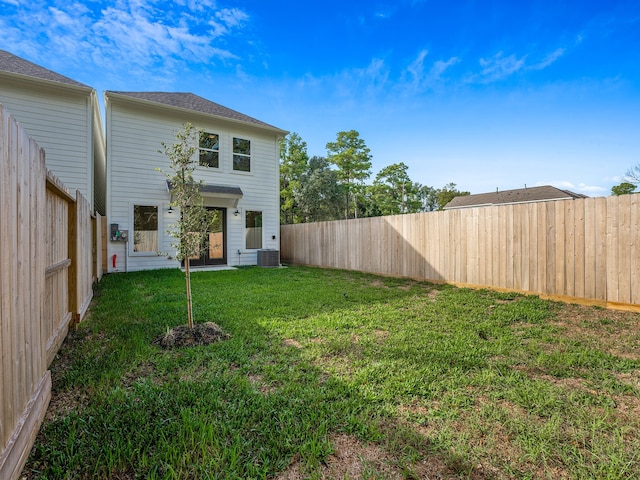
[167,181,243,208]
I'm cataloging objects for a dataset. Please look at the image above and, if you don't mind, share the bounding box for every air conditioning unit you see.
[257,249,280,267]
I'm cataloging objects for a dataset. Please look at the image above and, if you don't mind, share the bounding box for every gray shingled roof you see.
[108,91,285,132]
[444,185,588,209]
[0,49,90,88]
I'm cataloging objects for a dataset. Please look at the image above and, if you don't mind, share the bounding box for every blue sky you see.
[2,0,639,195]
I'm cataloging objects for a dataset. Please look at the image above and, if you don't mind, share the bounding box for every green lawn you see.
[23,266,640,479]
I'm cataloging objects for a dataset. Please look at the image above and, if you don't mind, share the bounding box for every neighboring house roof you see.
[0,49,90,89]
[444,185,588,210]
[106,91,287,134]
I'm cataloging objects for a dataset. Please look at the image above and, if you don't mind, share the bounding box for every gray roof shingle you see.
[107,91,285,132]
[0,49,90,88]
[444,185,588,209]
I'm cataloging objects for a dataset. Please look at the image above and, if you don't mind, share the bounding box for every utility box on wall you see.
[257,249,279,267]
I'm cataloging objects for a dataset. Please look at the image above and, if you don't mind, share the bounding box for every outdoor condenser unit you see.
[257,249,280,267]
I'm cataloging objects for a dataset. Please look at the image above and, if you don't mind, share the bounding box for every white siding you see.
[106,99,282,272]
[0,79,93,204]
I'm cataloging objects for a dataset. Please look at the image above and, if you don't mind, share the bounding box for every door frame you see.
[187,207,227,267]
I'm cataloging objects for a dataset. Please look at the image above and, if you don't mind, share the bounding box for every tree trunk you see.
[185,260,194,329]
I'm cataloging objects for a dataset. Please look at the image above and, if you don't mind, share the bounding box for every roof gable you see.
[445,185,588,209]
[0,49,89,89]
[106,91,286,133]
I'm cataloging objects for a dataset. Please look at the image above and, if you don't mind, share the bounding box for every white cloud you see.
[430,57,461,79]
[2,0,248,79]
[402,50,460,92]
[478,52,526,81]
[211,7,248,34]
[529,48,566,70]
[405,49,429,85]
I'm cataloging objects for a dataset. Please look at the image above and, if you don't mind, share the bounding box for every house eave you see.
[105,91,288,136]
[0,70,93,95]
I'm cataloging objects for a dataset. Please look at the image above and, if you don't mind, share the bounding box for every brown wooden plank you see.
[631,194,640,304]
[470,207,480,285]
[527,202,542,292]
[506,205,515,289]
[573,198,586,299]
[489,205,499,288]
[0,104,12,447]
[498,205,507,288]
[606,196,620,303]
[436,211,445,282]
[521,203,530,292]
[594,197,607,301]
[14,116,28,421]
[554,201,566,295]
[617,194,632,304]
[565,200,576,297]
[583,198,596,299]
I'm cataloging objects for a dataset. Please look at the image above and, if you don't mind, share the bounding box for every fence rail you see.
[1,104,102,480]
[281,196,640,310]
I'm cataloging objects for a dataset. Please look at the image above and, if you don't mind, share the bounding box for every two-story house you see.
[104,91,288,272]
[0,49,106,214]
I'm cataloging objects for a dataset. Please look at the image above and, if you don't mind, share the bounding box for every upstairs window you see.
[199,131,219,168]
[233,137,251,172]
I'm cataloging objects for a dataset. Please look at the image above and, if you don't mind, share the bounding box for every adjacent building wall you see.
[0,76,105,214]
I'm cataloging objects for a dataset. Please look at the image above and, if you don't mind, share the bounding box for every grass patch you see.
[23,266,640,479]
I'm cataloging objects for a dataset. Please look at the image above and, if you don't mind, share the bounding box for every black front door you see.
[188,207,226,266]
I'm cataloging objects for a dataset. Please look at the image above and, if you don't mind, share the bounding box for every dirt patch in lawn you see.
[44,387,89,423]
[152,322,230,349]
[283,338,303,349]
[275,433,459,480]
[551,304,640,359]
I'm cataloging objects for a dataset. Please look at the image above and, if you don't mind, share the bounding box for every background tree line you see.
[280,131,470,225]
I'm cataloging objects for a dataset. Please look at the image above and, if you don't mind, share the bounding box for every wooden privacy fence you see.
[1,105,103,480]
[281,196,640,310]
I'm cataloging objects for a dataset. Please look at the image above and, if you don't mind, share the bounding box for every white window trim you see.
[245,210,263,250]
[130,203,161,256]
[232,136,252,174]
[198,130,221,170]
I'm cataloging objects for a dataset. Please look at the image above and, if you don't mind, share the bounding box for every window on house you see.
[133,205,158,253]
[199,131,219,168]
[245,211,262,249]
[233,137,251,172]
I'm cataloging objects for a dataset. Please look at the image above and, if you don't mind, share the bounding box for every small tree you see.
[159,123,214,329]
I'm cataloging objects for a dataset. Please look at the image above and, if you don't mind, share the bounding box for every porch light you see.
[168,205,174,214]
[234,209,239,216]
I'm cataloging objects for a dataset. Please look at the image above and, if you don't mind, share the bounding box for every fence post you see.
[68,190,78,325]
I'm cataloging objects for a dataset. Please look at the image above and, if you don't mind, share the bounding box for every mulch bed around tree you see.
[152,322,230,349]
